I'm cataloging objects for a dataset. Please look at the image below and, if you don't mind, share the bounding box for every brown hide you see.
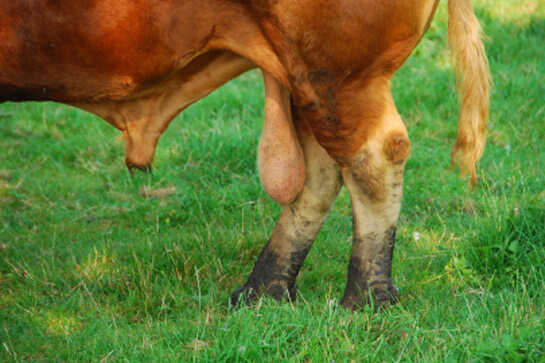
[1,0,441,202]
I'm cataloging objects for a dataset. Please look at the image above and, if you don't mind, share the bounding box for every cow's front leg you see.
[340,125,410,311]
[231,123,342,306]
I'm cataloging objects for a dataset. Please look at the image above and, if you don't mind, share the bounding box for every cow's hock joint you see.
[383,130,410,165]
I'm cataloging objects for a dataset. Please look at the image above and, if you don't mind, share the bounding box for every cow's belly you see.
[0,0,232,103]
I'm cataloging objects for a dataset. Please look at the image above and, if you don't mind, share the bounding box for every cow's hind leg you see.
[231,121,342,306]
[340,117,410,311]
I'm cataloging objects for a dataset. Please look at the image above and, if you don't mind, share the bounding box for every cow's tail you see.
[447,0,491,184]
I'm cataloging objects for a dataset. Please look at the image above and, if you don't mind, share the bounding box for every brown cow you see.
[0,0,490,310]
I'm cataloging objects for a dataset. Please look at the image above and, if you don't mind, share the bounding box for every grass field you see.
[1,0,544,361]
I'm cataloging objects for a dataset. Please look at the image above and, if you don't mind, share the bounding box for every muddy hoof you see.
[126,162,153,173]
[230,286,259,307]
[340,285,400,312]
[230,282,298,308]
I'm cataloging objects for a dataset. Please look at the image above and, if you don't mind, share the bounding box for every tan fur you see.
[348,150,387,203]
[448,0,491,183]
[274,120,342,244]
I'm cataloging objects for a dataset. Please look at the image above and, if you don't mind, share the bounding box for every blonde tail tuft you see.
[447,0,491,184]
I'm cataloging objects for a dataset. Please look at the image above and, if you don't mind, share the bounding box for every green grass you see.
[1,0,544,361]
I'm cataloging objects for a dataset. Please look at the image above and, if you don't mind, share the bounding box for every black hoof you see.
[230,282,298,308]
[126,162,153,174]
[340,285,400,312]
[230,286,259,307]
